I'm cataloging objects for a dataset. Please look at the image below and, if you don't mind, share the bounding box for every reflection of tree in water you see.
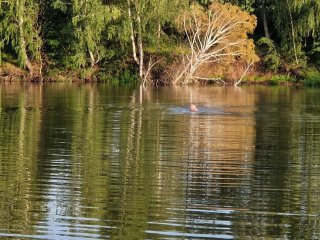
[36,84,92,237]
[0,84,44,237]
[1,85,319,239]
[103,85,187,239]
[241,87,320,239]
[137,86,257,238]
[179,87,256,237]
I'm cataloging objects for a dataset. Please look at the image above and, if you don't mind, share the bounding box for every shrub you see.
[256,37,281,71]
[302,70,320,87]
[269,75,291,85]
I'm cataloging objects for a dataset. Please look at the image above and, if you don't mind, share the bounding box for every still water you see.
[0,83,319,239]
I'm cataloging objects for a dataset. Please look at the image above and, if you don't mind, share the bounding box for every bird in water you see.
[189,104,198,112]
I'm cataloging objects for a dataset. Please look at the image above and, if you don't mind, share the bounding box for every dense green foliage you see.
[0,0,319,83]
[256,37,280,71]
[0,0,42,72]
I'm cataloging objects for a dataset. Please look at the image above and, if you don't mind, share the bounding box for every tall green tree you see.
[126,0,188,79]
[0,0,42,74]
[52,0,121,68]
[294,0,320,48]
[267,0,320,65]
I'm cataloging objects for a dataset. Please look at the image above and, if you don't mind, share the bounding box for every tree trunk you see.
[157,22,161,40]
[285,0,299,65]
[173,61,191,84]
[18,13,33,74]
[262,1,270,39]
[137,14,144,78]
[127,0,139,64]
[89,50,95,67]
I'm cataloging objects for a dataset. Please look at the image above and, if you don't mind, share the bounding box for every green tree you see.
[125,0,188,79]
[267,0,320,65]
[0,0,42,74]
[52,0,121,68]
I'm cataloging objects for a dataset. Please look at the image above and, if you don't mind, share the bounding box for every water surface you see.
[0,84,319,239]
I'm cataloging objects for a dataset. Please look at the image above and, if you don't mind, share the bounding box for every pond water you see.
[0,83,319,239]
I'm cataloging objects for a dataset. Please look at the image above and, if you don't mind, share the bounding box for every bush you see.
[256,37,281,71]
[268,75,291,85]
[302,70,320,87]
[96,67,139,85]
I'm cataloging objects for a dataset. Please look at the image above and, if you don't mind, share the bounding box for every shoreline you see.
[1,62,319,87]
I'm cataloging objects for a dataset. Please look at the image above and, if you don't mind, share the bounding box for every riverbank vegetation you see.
[0,0,320,85]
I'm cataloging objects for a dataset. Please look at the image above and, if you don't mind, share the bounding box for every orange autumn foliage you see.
[174,2,259,83]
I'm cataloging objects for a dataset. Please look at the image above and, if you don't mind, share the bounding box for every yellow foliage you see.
[177,2,259,64]
[208,2,259,63]
[172,2,259,83]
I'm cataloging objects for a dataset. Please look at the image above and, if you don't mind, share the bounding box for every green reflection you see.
[239,87,320,239]
[0,84,44,236]
[0,84,319,239]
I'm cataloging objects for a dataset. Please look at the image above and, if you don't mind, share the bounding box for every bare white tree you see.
[173,10,245,84]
